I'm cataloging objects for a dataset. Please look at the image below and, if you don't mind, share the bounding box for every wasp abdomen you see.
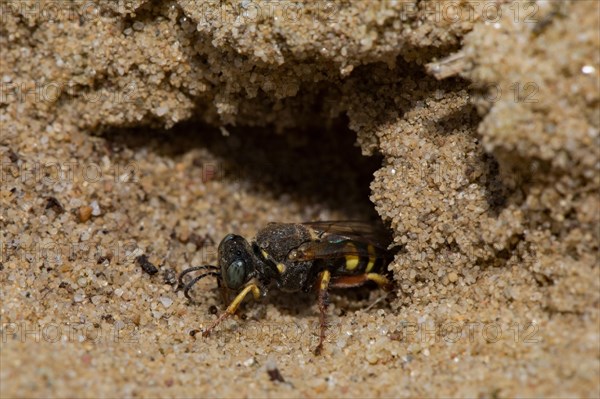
[337,241,388,275]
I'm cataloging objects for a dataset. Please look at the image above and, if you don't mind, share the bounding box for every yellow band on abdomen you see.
[365,244,376,272]
[345,254,360,270]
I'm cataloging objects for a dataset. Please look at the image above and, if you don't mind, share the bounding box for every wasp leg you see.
[314,270,331,355]
[330,273,394,292]
[201,283,261,338]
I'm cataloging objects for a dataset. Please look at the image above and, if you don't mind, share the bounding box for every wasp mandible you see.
[178,221,398,354]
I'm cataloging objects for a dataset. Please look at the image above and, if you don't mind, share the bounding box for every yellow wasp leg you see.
[201,283,261,337]
[314,270,331,355]
[330,273,394,292]
[365,273,393,291]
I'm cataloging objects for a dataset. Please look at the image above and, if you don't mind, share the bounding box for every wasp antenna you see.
[183,272,221,302]
[178,265,219,288]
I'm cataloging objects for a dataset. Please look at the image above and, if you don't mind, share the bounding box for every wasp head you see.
[218,234,256,290]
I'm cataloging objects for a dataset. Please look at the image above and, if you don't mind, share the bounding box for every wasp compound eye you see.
[222,234,236,243]
[218,234,255,290]
[226,259,247,289]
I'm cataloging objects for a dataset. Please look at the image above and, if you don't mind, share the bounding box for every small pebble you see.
[162,268,177,285]
[78,206,93,222]
[45,197,64,213]
[73,292,85,302]
[266,358,286,383]
[155,106,169,116]
[448,272,459,283]
[136,255,158,275]
[159,296,173,308]
[91,295,103,305]
[90,200,101,216]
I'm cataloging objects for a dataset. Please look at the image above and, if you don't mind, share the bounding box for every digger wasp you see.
[178,221,399,354]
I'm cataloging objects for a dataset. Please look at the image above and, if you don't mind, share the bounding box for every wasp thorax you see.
[218,234,255,290]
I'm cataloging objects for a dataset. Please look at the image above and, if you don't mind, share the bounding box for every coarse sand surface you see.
[1,1,598,398]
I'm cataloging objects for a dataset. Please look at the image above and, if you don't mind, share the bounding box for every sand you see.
[1,0,598,397]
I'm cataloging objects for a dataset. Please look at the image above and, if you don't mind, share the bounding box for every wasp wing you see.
[291,221,396,262]
[301,220,394,250]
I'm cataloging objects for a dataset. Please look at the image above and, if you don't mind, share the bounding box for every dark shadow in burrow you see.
[100,116,383,221]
